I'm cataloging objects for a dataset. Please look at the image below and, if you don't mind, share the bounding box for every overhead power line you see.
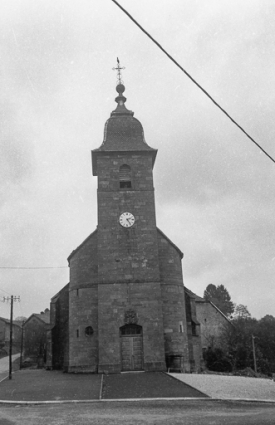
[111,0,275,165]
[0,266,68,270]
[0,287,12,296]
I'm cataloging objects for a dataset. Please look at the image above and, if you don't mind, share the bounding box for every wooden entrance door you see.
[121,335,143,371]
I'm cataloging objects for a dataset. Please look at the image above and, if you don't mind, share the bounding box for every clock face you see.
[119,212,135,228]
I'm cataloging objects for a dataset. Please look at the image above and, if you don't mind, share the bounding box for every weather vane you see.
[112,57,125,84]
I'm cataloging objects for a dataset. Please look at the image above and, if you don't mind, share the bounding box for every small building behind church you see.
[195,295,232,350]
[0,317,22,355]
[23,309,50,367]
[184,288,232,351]
[46,283,69,370]
[184,288,203,371]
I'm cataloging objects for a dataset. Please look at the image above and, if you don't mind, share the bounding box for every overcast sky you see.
[0,0,274,320]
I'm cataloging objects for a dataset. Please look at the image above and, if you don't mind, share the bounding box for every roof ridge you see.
[157,227,183,259]
[67,229,97,262]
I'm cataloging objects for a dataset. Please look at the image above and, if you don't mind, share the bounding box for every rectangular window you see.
[191,322,197,336]
[119,165,132,189]
[179,321,184,333]
[76,329,79,338]
[120,181,131,189]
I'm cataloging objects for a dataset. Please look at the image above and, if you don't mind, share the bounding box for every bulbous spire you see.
[91,64,158,176]
[115,83,126,105]
[111,83,134,117]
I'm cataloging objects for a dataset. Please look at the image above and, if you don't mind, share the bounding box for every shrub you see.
[203,347,232,373]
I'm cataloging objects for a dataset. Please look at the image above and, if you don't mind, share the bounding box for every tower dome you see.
[102,83,152,151]
[92,83,157,175]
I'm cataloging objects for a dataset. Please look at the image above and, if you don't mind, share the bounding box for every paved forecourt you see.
[170,373,275,401]
[1,368,275,403]
[0,370,207,402]
[102,372,207,399]
[0,369,102,401]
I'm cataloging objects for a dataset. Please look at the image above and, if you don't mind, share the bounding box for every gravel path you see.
[170,373,275,400]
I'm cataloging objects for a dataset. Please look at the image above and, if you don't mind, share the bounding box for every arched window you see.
[119,164,132,189]
[120,324,142,336]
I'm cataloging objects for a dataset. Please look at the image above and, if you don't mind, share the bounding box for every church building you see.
[47,71,203,373]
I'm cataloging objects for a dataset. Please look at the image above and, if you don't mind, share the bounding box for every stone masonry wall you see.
[23,317,47,363]
[0,320,21,353]
[69,232,99,372]
[157,230,190,372]
[69,231,98,290]
[195,301,230,349]
[95,152,166,373]
[185,292,203,372]
[97,154,160,285]
[98,281,166,373]
[51,284,69,370]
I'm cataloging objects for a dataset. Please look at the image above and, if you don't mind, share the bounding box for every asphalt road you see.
[0,400,275,425]
[0,354,20,382]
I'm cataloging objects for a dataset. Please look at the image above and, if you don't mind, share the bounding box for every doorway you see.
[120,324,143,371]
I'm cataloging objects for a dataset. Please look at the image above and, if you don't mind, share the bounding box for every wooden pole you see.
[252,335,257,374]
[9,296,14,380]
[20,321,25,369]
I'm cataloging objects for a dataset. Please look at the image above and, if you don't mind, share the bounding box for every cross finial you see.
[112,57,125,84]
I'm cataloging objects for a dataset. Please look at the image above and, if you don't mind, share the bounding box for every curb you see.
[0,397,275,405]
[99,373,104,400]
[0,375,8,384]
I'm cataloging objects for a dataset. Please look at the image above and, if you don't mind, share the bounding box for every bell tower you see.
[68,62,191,374]
[92,84,159,284]
[92,63,167,372]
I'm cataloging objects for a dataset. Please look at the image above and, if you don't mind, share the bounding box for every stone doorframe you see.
[120,324,143,371]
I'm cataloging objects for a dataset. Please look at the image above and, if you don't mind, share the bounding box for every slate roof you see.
[0,317,22,328]
[92,84,157,175]
[23,311,50,327]
[157,227,184,259]
[34,313,50,324]
[99,116,155,152]
[206,301,232,323]
[51,283,69,302]
[67,229,97,263]
[184,288,232,324]
[68,227,184,265]
[184,287,205,302]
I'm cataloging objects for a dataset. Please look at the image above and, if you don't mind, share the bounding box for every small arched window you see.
[85,326,94,336]
[119,164,132,189]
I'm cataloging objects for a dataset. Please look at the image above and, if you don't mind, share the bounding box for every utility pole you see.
[252,334,257,374]
[20,320,25,370]
[3,296,20,379]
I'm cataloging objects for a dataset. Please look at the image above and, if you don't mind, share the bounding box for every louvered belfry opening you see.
[119,164,132,188]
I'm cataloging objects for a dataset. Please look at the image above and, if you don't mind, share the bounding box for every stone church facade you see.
[47,81,204,373]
